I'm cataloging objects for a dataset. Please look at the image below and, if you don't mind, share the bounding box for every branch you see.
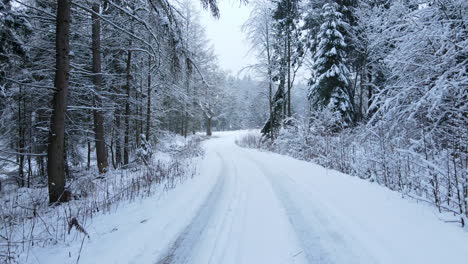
[72,1,158,57]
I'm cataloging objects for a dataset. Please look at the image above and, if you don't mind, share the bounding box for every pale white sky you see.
[200,0,255,76]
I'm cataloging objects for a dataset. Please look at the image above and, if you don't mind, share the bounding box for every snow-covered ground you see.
[23,131,468,264]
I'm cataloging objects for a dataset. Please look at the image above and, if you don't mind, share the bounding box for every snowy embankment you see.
[0,134,210,263]
[20,143,220,264]
[239,140,468,263]
[10,131,468,264]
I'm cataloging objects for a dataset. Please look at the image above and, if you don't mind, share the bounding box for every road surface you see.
[156,131,468,264]
[25,131,468,264]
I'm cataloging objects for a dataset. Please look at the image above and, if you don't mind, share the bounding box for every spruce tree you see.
[308,2,353,126]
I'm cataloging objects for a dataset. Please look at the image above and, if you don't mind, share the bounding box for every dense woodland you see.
[0,0,467,260]
[1,0,268,261]
[0,0,266,199]
[242,0,467,227]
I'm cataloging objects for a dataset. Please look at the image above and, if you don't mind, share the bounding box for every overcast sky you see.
[199,0,255,77]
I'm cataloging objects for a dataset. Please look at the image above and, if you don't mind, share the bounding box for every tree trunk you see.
[287,32,292,117]
[123,48,132,165]
[27,154,32,188]
[115,108,122,167]
[87,138,91,170]
[146,56,151,139]
[367,67,373,112]
[266,25,273,139]
[110,134,116,169]
[47,0,71,204]
[18,86,25,187]
[184,114,188,138]
[184,63,190,138]
[206,117,212,136]
[135,79,140,148]
[91,2,108,174]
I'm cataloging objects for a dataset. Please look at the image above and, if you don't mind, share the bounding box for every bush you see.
[257,111,467,228]
[235,132,262,149]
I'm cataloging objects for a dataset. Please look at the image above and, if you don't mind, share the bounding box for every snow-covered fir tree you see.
[308,2,353,126]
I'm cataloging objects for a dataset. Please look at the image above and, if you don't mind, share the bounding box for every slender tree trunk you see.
[359,64,365,119]
[115,107,121,167]
[27,154,32,188]
[146,56,151,139]
[367,67,373,112]
[184,64,190,138]
[110,134,116,169]
[287,32,292,117]
[27,105,33,187]
[91,2,108,173]
[87,138,91,170]
[351,68,359,122]
[123,47,132,165]
[137,73,144,146]
[266,24,273,139]
[206,117,212,136]
[135,79,140,148]
[283,38,288,118]
[184,114,188,138]
[47,0,71,204]
[18,86,25,187]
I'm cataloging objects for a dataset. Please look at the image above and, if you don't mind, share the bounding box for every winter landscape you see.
[1,0,467,263]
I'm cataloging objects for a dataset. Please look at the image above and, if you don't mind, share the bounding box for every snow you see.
[160,134,307,264]
[21,154,218,264]
[22,131,468,264]
[326,47,337,56]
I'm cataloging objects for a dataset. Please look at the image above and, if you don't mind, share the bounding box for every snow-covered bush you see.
[257,0,468,228]
[273,117,310,160]
[235,132,262,149]
[261,107,467,228]
[136,134,154,165]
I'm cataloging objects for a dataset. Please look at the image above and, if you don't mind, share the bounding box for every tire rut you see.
[155,152,227,264]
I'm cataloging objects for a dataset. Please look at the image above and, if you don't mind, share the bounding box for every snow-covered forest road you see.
[26,131,468,264]
[158,131,468,264]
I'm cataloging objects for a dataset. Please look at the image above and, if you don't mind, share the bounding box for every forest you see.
[0,0,467,263]
[1,0,266,197]
[242,0,467,228]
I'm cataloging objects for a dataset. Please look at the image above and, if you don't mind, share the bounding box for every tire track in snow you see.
[201,149,250,264]
[244,151,377,264]
[155,152,228,264]
[205,159,240,264]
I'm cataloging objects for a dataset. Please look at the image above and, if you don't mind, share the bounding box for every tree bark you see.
[91,2,108,174]
[123,48,132,165]
[47,0,71,204]
[115,107,122,167]
[27,154,32,188]
[266,23,273,139]
[146,55,151,139]
[87,138,91,170]
[206,117,212,136]
[110,134,116,169]
[18,85,25,187]
[287,32,291,117]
